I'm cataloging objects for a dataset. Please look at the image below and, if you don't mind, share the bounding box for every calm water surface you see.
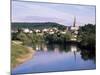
[12,43,96,75]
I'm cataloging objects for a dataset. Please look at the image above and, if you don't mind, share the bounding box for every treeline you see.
[78,24,96,49]
[12,23,96,50]
[11,22,66,30]
[12,30,72,45]
[12,31,44,45]
[44,32,71,44]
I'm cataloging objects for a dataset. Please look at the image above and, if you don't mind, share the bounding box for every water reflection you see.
[80,49,96,63]
[32,43,95,61]
[70,45,77,52]
[36,45,41,51]
[43,45,48,52]
[12,43,96,74]
[70,45,77,62]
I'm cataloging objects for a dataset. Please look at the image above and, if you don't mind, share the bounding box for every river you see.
[11,43,96,75]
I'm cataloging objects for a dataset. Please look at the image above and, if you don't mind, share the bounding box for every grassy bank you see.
[11,41,34,68]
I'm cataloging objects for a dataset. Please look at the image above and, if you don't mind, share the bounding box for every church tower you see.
[73,16,76,27]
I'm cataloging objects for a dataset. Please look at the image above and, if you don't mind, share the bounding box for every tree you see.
[78,24,96,49]
[16,32,30,45]
[44,31,71,43]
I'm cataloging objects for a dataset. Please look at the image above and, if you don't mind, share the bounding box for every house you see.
[35,29,41,33]
[29,30,33,33]
[22,28,33,33]
[42,28,48,32]
[70,26,79,31]
[23,28,30,33]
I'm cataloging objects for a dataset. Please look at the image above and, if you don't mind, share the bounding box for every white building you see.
[23,28,30,33]
[42,28,48,32]
[74,31,78,34]
[29,30,33,33]
[22,28,33,33]
[35,29,41,33]
[70,26,79,31]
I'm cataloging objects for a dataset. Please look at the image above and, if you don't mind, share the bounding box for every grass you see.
[11,42,30,68]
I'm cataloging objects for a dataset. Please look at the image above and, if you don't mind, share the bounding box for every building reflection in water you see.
[70,45,78,62]
[35,44,41,51]
[41,44,60,53]
[54,47,60,53]
[54,44,60,53]
[43,45,48,52]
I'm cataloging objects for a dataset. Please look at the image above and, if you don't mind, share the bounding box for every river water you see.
[11,43,96,75]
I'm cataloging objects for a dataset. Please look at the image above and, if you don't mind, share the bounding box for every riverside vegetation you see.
[11,22,96,68]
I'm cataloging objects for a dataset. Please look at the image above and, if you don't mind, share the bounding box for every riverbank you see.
[12,43,96,74]
[16,47,35,66]
[11,42,35,68]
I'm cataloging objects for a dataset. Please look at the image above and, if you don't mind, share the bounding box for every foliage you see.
[78,24,96,49]
[12,31,44,46]
[11,22,66,30]
[80,49,95,61]
[44,32,71,43]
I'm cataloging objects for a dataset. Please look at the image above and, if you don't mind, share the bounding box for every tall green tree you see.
[78,24,96,49]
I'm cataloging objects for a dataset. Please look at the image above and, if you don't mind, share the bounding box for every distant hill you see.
[11,22,66,30]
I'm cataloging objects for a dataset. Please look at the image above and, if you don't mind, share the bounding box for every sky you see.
[12,0,96,26]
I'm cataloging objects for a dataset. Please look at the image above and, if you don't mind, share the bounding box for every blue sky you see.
[12,0,96,26]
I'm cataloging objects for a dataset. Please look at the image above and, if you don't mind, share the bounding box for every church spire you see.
[73,16,76,27]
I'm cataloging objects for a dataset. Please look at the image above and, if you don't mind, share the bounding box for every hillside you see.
[11,22,66,30]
